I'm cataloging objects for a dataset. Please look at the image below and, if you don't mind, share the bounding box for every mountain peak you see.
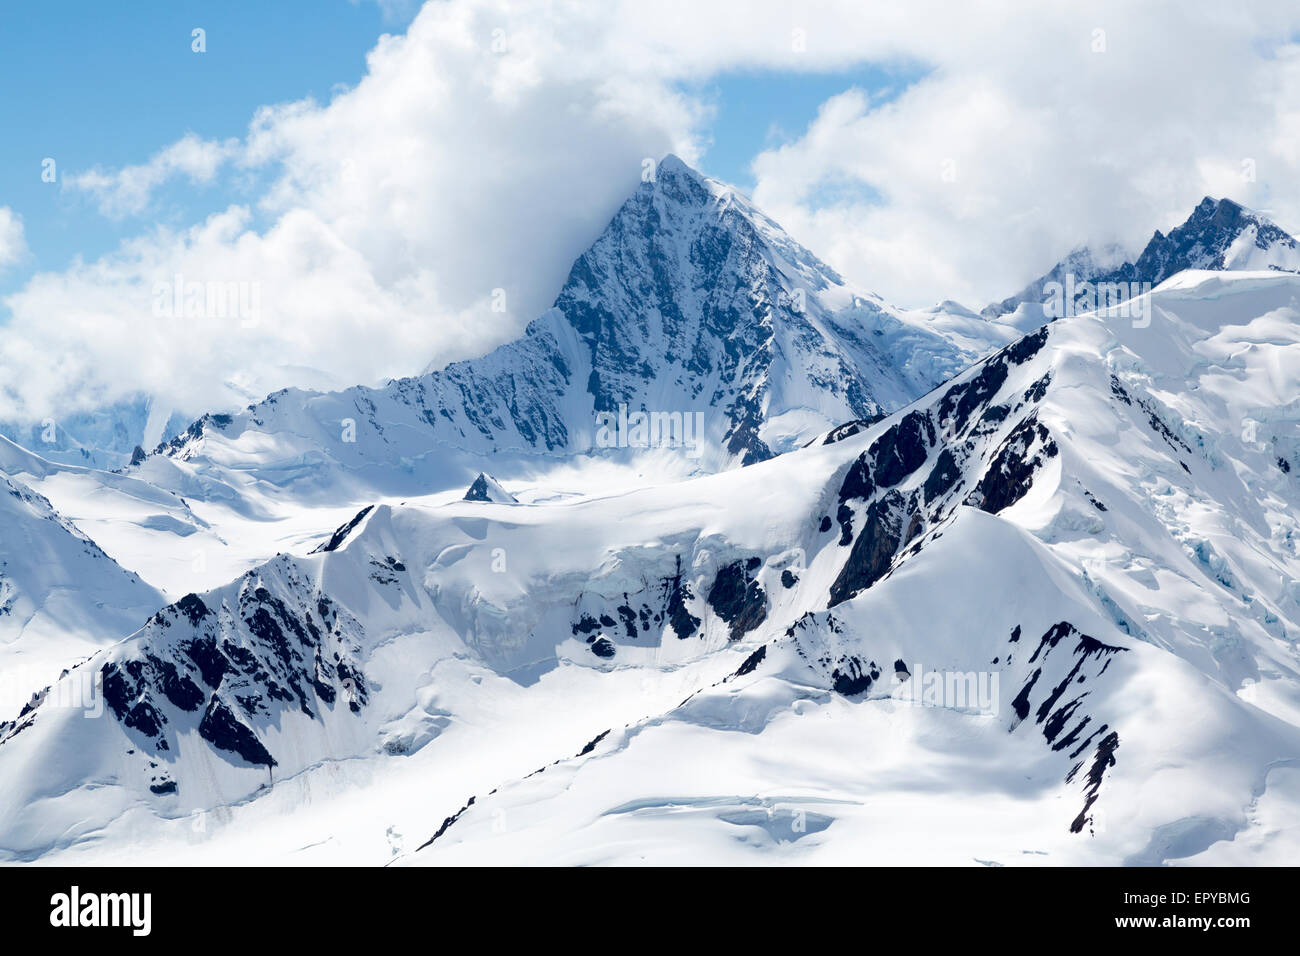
[146,155,1009,486]
[655,152,695,178]
[1131,193,1297,278]
[985,195,1300,323]
[1188,195,1247,226]
[464,473,518,504]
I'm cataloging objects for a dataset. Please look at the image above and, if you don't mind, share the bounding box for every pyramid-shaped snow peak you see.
[147,156,1009,495]
[463,473,518,503]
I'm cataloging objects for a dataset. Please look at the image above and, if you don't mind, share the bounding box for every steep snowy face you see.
[0,470,164,713]
[551,154,978,463]
[985,197,1300,325]
[7,271,1300,865]
[142,156,1006,498]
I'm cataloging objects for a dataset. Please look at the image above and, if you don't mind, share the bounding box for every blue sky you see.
[0,2,912,301]
[685,65,921,193]
[0,1,415,297]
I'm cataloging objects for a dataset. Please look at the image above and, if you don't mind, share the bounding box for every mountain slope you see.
[5,270,1299,864]
[405,269,1300,865]
[0,468,164,713]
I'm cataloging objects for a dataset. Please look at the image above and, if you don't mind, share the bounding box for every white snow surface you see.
[1,269,1298,865]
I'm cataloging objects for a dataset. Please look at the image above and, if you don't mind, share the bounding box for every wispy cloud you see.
[65,134,241,217]
[0,207,27,270]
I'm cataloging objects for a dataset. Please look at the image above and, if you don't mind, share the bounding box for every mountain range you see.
[0,158,1298,865]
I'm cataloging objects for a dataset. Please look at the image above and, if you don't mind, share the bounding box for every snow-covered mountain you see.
[5,268,1298,865]
[136,156,1011,502]
[985,197,1300,327]
[0,464,164,714]
[0,394,189,472]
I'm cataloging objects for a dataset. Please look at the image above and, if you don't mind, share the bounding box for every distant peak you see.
[658,152,690,172]
[655,153,710,181]
[650,152,715,194]
[1189,195,1249,224]
[928,299,980,319]
[464,473,518,504]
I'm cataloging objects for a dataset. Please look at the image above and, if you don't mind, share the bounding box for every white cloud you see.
[6,0,1300,425]
[351,0,419,23]
[65,134,240,217]
[0,208,27,270]
[745,4,1300,308]
[2,1,698,423]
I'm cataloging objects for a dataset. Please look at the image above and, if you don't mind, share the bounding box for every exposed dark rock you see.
[418,795,476,850]
[1070,731,1120,834]
[828,492,904,607]
[831,657,881,696]
[1022,373,1051,403]
[938,327,1049,436]
[707,559,768,641]
[463,472,519,503]
[733,645,767,678]
[313,505,375,554]
[198,696,276,768]
[970,416,1058,515]
[820,415,885,446]
[922,448,961,504]
[868,411,934,488]
[101,663,165,739]
[666,558,702,640]
[838,455,876,502]
[174,593,211,627]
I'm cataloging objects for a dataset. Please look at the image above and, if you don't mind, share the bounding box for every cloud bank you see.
[5,0,1300,426]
